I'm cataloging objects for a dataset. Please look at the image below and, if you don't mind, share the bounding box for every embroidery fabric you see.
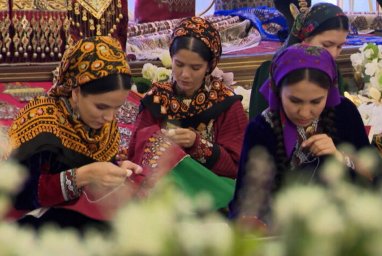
[291,119,319,169]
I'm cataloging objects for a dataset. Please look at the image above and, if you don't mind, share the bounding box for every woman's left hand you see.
[118,160,143,178]
[161,128,197,148]
[301,133,337,156]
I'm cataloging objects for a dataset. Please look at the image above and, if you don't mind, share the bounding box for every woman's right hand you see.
[76,162,134,189]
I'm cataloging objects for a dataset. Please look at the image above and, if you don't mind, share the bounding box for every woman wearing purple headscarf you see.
[249,2,350,119]
[229,44,375,225]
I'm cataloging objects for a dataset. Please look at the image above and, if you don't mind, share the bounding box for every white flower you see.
[159,50,172,68]
[234,86,251,112]
[345,194,382,231]
[177,220,233,255]
[365,59,380,77]
[364,48,374,59]
[350,52,364,68]
[369,68,382,91]
[368,86,382,101]
[274,186,329,225]
[153,67,171,82]
[351,43,382,102]
[0,160,26,194]
[307,205,345,236]
[141,63,158,81]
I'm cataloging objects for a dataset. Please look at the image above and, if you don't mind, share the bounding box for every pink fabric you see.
[134,0,195,23]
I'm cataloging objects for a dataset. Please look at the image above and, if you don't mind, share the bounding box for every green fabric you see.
[249,60,272,119]
[249,61,347,119]
[169,156,236,210]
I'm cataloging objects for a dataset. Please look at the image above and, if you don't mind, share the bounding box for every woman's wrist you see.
[75,165,90,188]
[61,168,83,201]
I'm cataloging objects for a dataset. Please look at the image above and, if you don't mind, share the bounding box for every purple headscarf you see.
[259,44,341,157]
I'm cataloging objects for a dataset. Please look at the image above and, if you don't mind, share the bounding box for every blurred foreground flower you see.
[272,147,382,256]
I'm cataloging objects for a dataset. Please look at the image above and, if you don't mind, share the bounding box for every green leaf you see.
[365,43,379,60]
[132,77,152,93]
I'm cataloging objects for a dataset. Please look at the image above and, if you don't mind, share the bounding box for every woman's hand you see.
[76,161,141,188]
[161,128,197,148]
[118,160,143,182]
[301,133,337,157]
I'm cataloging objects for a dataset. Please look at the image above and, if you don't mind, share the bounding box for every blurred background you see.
[127,0,380,17]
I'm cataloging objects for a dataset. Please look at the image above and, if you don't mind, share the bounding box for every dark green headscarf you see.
[285,2,347,47]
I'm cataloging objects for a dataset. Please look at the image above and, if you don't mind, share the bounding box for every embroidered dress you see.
[229,44,374,222]
[6,36,131,230]
[229,97,372,219]
[128,17,248,209]
[133,77,246,177]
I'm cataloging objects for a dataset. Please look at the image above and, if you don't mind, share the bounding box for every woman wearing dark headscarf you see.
[7,36,142,231]
[249,2,349,119]
[128,17,248,209]
[229,44,374,223]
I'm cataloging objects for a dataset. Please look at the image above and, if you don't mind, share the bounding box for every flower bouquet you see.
[350,43,382,102]
[132,50,172,94]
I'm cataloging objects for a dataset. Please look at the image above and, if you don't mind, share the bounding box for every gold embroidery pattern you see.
[0,0,7,9]
[9,97,120,161]
[6,0,68,62]
[76,0,113,19]
[68,0,124,38]
[12,0,67,10]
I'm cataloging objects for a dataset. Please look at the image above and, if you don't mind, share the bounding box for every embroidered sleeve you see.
[14,151,81,209]
[60,169,82,201]
[187,133,220,169]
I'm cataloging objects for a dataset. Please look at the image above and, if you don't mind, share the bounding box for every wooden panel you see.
[0,46,359,88]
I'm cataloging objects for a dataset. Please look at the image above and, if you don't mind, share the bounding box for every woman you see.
[128,17,248,209]
[129,17,248,179]
[229,44,374,223]
[249,2,349,118]
[7,36,142,231]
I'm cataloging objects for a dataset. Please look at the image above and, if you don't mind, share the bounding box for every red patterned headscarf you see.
[170,17,222,73]
[49,36,131,97]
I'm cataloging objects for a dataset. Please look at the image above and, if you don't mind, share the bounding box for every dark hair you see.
[272,68,337,178]
[309,15,349,38]
[79,73,132,96]
[170,36,213,64]
[280,68,332,90]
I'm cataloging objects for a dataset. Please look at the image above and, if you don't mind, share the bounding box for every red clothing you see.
[129,89,248,178]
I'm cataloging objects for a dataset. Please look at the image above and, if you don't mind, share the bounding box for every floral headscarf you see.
[285,2,347,47]
[260,44,340,157]
[170,17,222,73]
[9,36,130,162]
[49,36,131,97]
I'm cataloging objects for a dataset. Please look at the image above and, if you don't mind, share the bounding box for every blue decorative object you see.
[215,6,288,41]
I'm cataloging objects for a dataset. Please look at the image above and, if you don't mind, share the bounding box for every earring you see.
[204,74,211,91]
[72,103,81,120]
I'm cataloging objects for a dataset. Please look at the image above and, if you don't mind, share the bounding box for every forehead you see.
[281,80,328,98]
[173,49,207,64]
[81,89,129,105]
[308,29,348,43]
